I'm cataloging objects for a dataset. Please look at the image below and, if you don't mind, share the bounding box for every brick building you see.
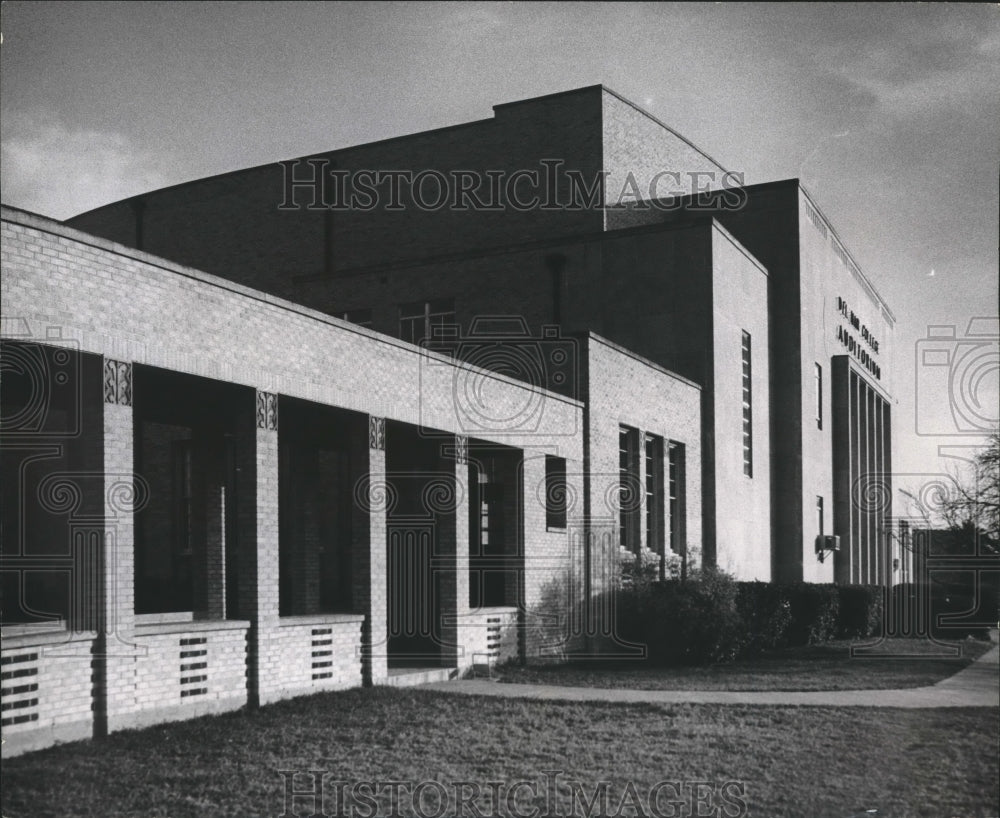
[2,85,898,755]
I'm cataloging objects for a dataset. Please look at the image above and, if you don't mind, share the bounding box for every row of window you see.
[331,324,823,483]
[337,299,457,346]
[618,425,686,556]
[739,338,823,474]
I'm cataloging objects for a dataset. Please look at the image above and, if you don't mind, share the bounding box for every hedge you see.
[611,568,744,665]
[610,574,889,665]
[836,584,884,639]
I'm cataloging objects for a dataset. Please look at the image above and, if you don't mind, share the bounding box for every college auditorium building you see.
[1,85,900,756]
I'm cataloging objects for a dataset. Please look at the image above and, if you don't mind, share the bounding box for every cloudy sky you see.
[2,1,998,508]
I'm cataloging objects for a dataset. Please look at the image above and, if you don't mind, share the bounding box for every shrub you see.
[736,581,793,653]
[836,584,884,638]
[785,583,840,645]
[613,569,744,665]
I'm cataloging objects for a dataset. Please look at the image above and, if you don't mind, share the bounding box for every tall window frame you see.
[667,441,686,556]
[619,425,641,553]
[545,455,567,530]
[399,299,455,346]
[644,434,664,557]
[742,331,753,477]
[815,362,823,430]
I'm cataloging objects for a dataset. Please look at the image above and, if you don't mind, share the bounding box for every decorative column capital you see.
[455,435,468,465]
[368,416,385,450]
[256,390,278,430]
[103,358,132,406]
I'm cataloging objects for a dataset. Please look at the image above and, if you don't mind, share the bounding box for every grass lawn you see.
[496,637,995,691]
[2,687,998,818]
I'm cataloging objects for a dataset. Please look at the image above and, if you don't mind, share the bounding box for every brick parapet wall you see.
[1,209,582,458]
[256,616,363,705]
[0,631,96,758]
[123,621,249,731]
[456,607,519,671]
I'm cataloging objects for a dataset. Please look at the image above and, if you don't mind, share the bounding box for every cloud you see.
[820,12,1000,119]
[1,111,172,220]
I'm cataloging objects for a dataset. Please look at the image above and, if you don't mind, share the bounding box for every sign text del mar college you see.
[836,296,881,381]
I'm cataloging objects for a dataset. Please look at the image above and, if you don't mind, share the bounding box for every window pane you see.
[545,455,567,529]
[742,331,753,477]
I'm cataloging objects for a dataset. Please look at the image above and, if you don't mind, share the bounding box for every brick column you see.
[352,416,388,684]
[239,390,280,705]
[96,358,139,734]
[256,391,281,701]
[637,432,648,555]
[439,435,471,669]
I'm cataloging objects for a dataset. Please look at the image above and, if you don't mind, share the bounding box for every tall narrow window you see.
[545,455,567,530]
[644,434,664,555]
[816,496,824,536]
[619,426,640,552]
[667,442,686,555]
[469,458,509,608]
[815,363,823,429]
[742,331,753,477]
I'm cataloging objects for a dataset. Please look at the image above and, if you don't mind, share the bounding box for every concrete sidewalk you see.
[421,645,999,708]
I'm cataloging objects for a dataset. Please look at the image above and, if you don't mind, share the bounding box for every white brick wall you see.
[257,616,364,705]
[0,205,595,755]
[124,621,249,730]
[1,629,95,756]
[0,209,584,458]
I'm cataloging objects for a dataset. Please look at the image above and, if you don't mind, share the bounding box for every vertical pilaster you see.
[637,432,648,555]
[440,436,471,668]
[832,357,851,585]
[250,391,280,703]
[353,415,388,684]
[96,357,138,734]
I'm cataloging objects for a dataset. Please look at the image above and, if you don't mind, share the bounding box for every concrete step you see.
[384,666,458,687]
